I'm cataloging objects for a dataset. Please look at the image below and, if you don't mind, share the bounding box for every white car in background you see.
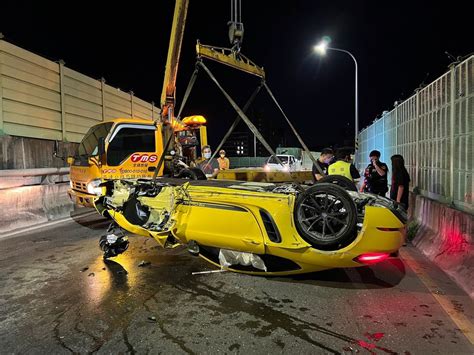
[264,154,302,172]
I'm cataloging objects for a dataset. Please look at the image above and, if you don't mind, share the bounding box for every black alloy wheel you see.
[294,183,357,250]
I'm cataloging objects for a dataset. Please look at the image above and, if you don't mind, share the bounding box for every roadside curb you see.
[0,208,98,240]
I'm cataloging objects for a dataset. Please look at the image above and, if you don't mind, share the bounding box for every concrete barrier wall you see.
[411,194,474,298]
[0,135,77,170]
[0,182,75,234]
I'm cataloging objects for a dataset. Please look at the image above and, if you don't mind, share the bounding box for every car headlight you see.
[69,180,74,189]
[87,179,104,196]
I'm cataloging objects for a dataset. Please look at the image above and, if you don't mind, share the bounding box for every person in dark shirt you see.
[312,148,334,182]
[390,154,411,209]
[177,145,219,178]
[198,145,219,178]
[360,150,389,196]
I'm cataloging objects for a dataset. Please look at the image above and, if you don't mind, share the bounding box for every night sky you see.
[2,0,472,150]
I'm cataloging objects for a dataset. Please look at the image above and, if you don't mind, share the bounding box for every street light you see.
[314,39,359,158]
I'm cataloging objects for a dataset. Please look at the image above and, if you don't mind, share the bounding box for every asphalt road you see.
[1,213,473,354]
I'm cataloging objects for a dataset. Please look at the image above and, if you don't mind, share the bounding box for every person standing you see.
[360,150,389,196]
[312,148,334,181]
[390,154,411,209]
[328,149,360,182]
[217,149,230,170]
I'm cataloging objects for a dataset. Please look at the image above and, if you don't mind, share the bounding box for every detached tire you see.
[294,183,357,250]
[177,168,207,180]
[316,175,357,191]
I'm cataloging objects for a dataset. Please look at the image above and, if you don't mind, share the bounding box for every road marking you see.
[0,211,98,240]
[400,248,474,345]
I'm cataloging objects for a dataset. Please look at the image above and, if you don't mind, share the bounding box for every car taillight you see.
[353,253,390,265]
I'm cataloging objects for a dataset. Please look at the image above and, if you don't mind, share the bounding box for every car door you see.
[174,201,265,254]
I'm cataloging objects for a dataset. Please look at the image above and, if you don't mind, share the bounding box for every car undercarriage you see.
[97,177,407,275]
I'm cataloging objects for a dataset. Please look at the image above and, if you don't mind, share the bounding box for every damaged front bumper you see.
[67,188,97,208]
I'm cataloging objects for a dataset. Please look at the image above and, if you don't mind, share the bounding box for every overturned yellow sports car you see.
[99,178,406,276]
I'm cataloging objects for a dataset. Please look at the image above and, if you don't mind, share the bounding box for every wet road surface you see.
[1,213,473,354]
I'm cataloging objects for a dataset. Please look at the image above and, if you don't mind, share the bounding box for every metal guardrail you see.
[0,167,70,189]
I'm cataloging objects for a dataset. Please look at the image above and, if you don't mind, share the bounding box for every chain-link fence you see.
[356,56,473,213]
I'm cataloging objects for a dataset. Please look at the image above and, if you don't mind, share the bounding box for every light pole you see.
[314,40,359,158]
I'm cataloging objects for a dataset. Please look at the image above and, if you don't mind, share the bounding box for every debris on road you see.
[80,267,89,272]
[88,272,95,277]
[138,260,151,267]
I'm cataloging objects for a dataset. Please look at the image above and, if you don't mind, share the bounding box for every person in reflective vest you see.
[328,148,360,182]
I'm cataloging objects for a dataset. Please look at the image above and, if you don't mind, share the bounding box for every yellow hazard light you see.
[171,119,186,131]
[182,115,207,125]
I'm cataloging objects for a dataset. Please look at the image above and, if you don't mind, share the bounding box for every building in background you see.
[221,131,250,157]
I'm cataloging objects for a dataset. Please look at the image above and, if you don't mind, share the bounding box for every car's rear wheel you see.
[294,183,357,250]
[316,175,357,191]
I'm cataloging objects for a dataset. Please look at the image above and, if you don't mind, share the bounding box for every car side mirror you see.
[97,137,105,156]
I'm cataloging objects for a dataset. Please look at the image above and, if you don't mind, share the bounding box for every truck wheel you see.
[177,168,207,180]
[316,175,357,191]
[294,183,357,250]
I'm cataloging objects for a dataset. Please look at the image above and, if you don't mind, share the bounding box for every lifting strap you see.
[176,66,200,121]
[173,56,321,181]
[263,82,326,176]
[198,61,285,168]
[152,128,175,182]
[207,81,263,164]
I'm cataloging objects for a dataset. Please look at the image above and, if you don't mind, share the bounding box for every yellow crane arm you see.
[161,0,189,122]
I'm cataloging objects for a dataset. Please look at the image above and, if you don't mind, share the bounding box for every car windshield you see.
[268,155,289,164]
[77,123,113,157]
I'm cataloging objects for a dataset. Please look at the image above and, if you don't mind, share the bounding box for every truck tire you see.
[316,175,357,191]
[177,168,207,180]
[294,183,357,250]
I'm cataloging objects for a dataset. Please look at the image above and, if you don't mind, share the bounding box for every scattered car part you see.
[99,223,130,259]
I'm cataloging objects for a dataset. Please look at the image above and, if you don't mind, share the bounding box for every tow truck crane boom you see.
[161,0,189,123]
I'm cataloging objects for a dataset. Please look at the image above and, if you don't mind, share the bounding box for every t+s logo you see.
[130,154,158,163]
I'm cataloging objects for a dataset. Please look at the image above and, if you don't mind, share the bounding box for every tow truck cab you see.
[67,117,206,210]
